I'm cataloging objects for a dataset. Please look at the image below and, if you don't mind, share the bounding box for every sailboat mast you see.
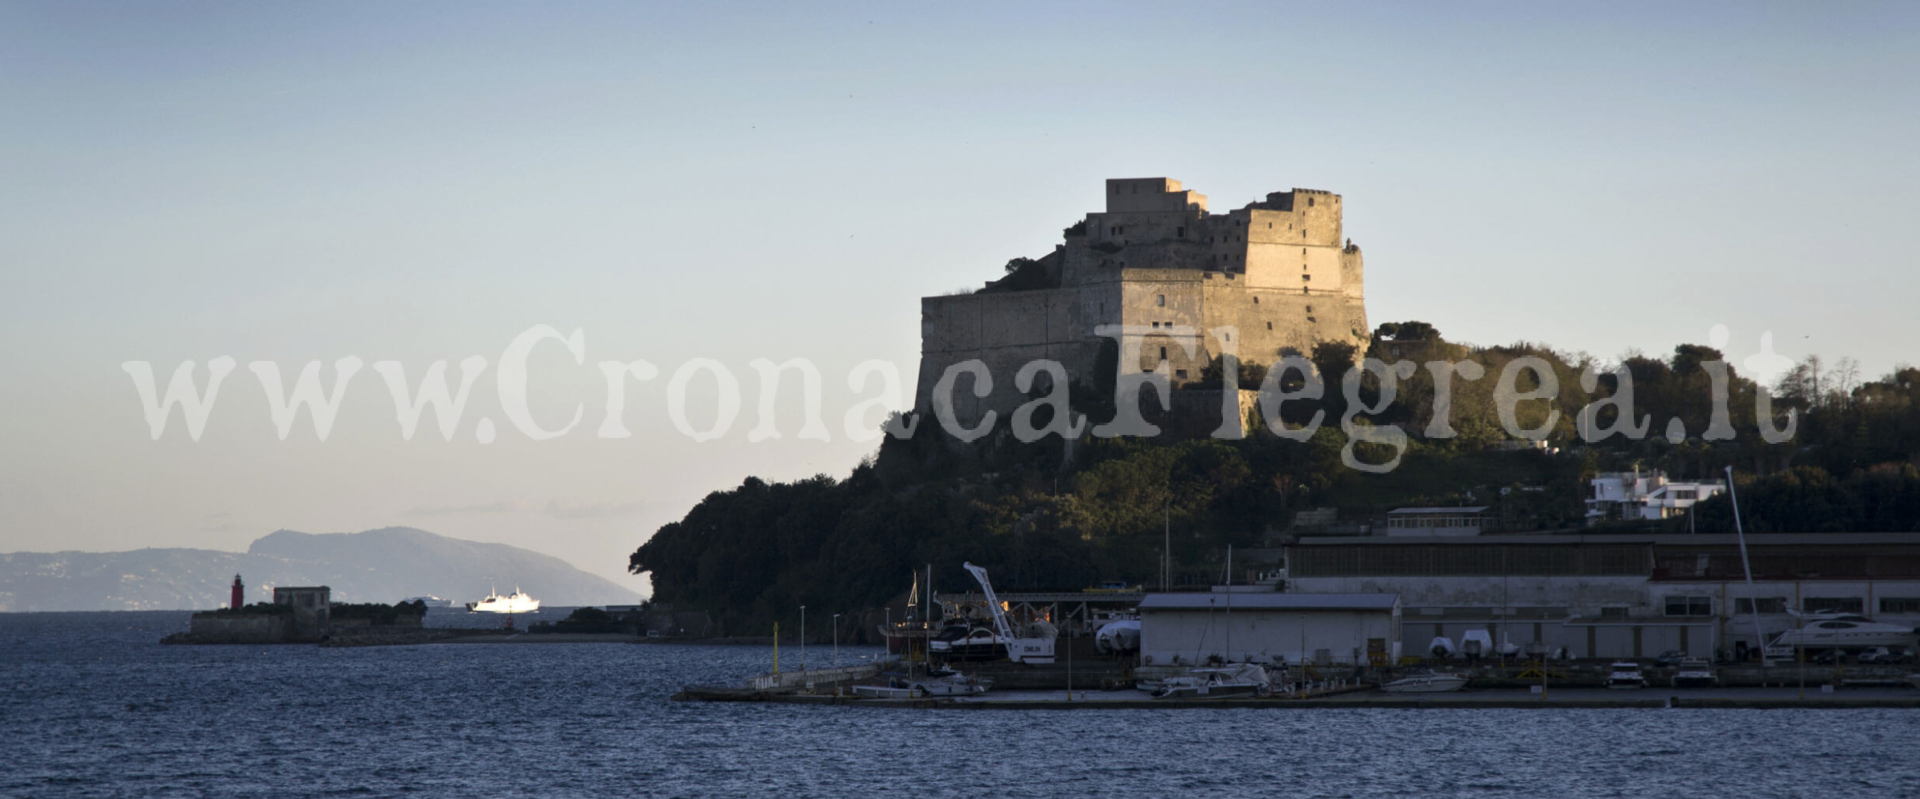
[1726,466,1770,666]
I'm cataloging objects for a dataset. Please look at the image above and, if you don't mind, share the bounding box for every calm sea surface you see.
[6,611,1919,798]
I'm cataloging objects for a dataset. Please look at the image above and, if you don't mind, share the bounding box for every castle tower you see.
[915,178,1368,426]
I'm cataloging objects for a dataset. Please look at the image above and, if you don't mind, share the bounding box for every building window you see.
[1266,322,1273,330]
[1881,597,1920,614]
[1308,197,1314,207]
[1157,295,1166,307]
[1175,369,1187,379]
[1305,305,1313,312]
[1735,597,1787,614]
[1151,321,1159,329]
[1599,607,1629,620]
[1253,296,1260,304]
[1159,347,1168,360]
[1664,596,1712,617]
[1177,227,1184,238]
[1804,597,1864,614]
[1306,316,1316,323]
[1224,332,1231,341]
[1302,274,1311,281]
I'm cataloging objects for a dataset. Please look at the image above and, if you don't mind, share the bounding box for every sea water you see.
[6,611,1919,798]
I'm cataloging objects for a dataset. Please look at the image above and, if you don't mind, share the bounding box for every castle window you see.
[1177,227,1185,238]
[1267,322,1273,330]
[1157,295,1165,307]
[1303,274,1311,281]
[1175,369,1188,379]
[1224,333,1231,342]
[1307,316,1317,323]
[1308,197,1314,207]
[1253,296,1260,304]
[1151,321,1160,329]
[1159,347,1168,360]
[1306,305,1312,312]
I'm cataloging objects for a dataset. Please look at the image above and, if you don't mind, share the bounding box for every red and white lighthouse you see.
[231,574,244,609]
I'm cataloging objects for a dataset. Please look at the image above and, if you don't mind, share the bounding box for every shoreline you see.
[676,685,1920,710]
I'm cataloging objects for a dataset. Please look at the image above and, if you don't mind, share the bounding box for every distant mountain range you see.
[0,527,645,612]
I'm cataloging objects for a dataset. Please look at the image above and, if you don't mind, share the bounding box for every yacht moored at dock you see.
[1764,613,1920,658]
[1379,669,1469,694]
[1151,664,1272,699]
[852,669,991,699]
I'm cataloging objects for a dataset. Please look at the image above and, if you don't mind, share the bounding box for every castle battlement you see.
[915,178,1369,424]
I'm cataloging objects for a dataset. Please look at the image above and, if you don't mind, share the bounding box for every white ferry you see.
[466,588,540,614]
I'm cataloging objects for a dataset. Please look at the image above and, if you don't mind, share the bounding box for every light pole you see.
[800,605,808,675]
[832,613,841,668]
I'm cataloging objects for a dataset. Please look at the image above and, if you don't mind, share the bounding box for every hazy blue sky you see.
[2,2,1916,591]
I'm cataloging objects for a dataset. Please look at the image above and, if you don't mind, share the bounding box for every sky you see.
[1,2,1916,594]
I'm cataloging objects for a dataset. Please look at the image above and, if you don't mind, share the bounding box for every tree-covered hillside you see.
[630,324,1920,633]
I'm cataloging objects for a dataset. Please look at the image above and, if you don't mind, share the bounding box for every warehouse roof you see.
[1138,592,1399,612]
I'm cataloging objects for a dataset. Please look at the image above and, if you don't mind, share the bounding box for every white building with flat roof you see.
[1138,590,1401,668]
[1587,469,1725,525]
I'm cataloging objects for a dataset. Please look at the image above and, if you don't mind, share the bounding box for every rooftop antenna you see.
[1726,466,1770,667]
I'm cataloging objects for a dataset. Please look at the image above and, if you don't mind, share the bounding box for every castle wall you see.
[916,287,1111,420]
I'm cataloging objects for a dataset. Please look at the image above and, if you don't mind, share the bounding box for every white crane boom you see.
[962,562,1015,642]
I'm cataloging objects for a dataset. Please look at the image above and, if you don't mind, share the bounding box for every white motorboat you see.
[1607,661,1648,689]
[466,587,540,614]
[1379,669,1469,694]
[400,595,453,608]
[1672,659,1717,688]
[852,669,991,699]
[1152,664,1272,700]
[1765,613,1919,657]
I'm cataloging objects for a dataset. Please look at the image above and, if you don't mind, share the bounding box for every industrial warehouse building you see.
[1281,533,1920,660]
[1138,590,1401,668]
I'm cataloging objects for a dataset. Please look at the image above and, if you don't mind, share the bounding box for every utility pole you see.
[1163,502,1171,592]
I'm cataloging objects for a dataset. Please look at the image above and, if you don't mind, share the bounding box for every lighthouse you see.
[231,574,244,609]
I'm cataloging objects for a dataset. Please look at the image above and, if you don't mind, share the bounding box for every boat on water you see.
[1151,664,1272,700]
[1379,669,1469,694]
[852,669,991,699]
[1672,659,1717,688]
[1607,661,1648,689]
[400,595,454,608]
[466,588,540,614]
[1764,613,1920,657]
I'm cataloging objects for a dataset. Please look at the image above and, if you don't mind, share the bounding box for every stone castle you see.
[914,178,1369,422]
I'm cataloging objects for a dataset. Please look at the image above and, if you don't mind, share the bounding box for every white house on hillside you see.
[1587,469,1725,526]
